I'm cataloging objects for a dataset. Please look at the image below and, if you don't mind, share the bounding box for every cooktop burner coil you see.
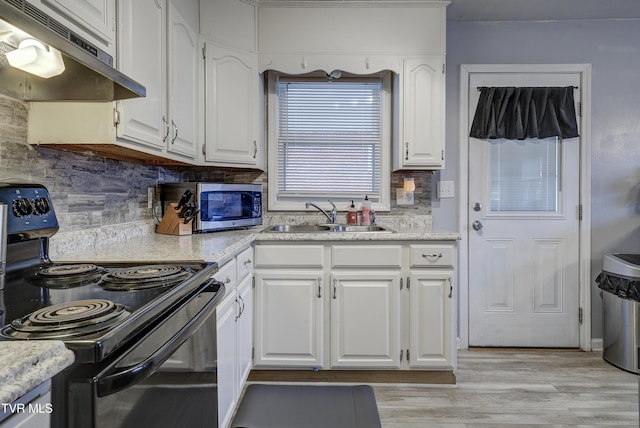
[1,299,130,340]
[98,264,194,291]
[33,263,108,288]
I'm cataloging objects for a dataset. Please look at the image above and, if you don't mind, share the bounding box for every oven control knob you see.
[12,198,33,217]
[33,197,51,215]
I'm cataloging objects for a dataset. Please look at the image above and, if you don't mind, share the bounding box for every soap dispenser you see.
[360,195,371,226]
[347,201,358,225]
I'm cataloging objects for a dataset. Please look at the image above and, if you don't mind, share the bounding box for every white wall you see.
[440,18,640,339]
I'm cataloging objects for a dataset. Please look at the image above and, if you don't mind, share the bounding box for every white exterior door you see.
[468,72,581,347]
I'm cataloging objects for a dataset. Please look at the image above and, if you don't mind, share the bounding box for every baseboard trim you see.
[248,369,456,385]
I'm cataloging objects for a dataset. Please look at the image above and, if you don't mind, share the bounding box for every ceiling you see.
[446,0,640,21]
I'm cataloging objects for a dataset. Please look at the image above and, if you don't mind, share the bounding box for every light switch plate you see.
[396,188,414,205]
[437,181,455,198]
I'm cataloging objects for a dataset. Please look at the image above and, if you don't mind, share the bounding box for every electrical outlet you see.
[396,188,414,205]
[147,186,154,209]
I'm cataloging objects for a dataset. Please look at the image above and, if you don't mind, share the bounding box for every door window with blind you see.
[267,71,391,211]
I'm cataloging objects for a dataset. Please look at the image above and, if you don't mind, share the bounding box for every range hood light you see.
[6,38,65,78]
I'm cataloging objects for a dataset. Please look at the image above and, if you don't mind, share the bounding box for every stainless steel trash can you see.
[602,290,640,373]
[597,254,640,374]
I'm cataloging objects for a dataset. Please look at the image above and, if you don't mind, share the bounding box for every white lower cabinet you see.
[409,272,453,368]
[253,271,324,367]
[253,241,456,371]
[214,247,254,428]
[330,272,401,368]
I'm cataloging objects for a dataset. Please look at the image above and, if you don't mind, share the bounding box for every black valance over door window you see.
[470,86,579,140]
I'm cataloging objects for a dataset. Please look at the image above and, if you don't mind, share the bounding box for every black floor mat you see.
[231,384,381,428]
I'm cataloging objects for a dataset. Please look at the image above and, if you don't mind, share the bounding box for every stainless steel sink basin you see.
[265,225,332,233]
[330,225,394,233]
[264,224,394,233]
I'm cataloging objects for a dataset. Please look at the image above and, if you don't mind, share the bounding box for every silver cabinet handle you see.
[224,277,231,284]
[162,116,170,142]
[405,142,409,160]
[422,253,443,259]
[253,140,257,158]
[448,278,453,298]
[171,120,178,144]
[317,278,322,298]
[333,279,337,299]
[243,258,252,266]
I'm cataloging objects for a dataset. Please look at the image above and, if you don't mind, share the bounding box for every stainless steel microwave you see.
[160,183,262,233]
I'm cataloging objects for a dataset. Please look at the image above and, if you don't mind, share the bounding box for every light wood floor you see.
[374,350,639,427]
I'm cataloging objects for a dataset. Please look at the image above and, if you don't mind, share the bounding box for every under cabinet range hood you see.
[0,0,145,101]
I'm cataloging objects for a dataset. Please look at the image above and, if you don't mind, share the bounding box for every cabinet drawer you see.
[255,245,324,268]
[332,245,402,268]
[236,247,254,280]
[410,244,454,267]
[213,259,238,290]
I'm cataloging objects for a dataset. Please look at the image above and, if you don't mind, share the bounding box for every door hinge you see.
[113,107,120,126]
[252,276,255,289]
[252,347,255,359]
[407,277,410,289]
[441,149,444,160]
[578,307,583,324]
[400,349,403,361]
[400,277,403,290]
[202,43,207,60]
[442,63,445,74]
[406,349,410,362]
[579,101,583,117]
[578,204,583,221]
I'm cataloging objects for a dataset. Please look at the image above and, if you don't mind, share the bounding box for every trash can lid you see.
[603,254,640,278]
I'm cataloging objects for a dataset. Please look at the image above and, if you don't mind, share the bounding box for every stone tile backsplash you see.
[0,94,431,236]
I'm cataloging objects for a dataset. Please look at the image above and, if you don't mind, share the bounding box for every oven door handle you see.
[95,279,225,397]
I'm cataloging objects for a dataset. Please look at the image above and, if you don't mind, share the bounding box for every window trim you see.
[267,70,391,212]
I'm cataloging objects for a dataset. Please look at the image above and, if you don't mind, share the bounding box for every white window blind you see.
[276,77,383,200]
[490,137,559,212]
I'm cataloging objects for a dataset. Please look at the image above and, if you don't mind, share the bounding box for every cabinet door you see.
[118,0,167,150]
[330,273,402,368]
[217,293,238,428]
[254,271,324,367]
[204,41,261,167]
[397,56,445,169]
[236,275,253,388]
[409,271,453,368]
[166,2,198,159]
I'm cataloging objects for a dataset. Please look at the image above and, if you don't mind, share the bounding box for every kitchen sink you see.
[328,225,393,233]
[264,224,394,233]
[265,225,332,233]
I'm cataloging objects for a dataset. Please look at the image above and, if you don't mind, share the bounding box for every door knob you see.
[473,202,482,212]
[472,220,483,231]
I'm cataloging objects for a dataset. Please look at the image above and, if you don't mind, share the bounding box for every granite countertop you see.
[0,341,74,405]
[54,225,459,263]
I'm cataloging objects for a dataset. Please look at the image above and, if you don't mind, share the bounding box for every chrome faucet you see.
[305,200,337,224]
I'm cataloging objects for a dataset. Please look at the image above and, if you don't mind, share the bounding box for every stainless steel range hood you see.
[0,0,145,101]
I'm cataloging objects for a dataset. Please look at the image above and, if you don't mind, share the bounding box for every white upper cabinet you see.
[258,3,445,59]
[394,56,446,170]
[167,2,199,159]
[202,40,262,168]
[118,0,198,160]
[118,0,166,151]
[200,0,257,51]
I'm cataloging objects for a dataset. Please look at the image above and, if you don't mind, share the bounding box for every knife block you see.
[156,203,193,235]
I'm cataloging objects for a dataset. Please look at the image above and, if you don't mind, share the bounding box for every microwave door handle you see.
[95,280,225,397]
